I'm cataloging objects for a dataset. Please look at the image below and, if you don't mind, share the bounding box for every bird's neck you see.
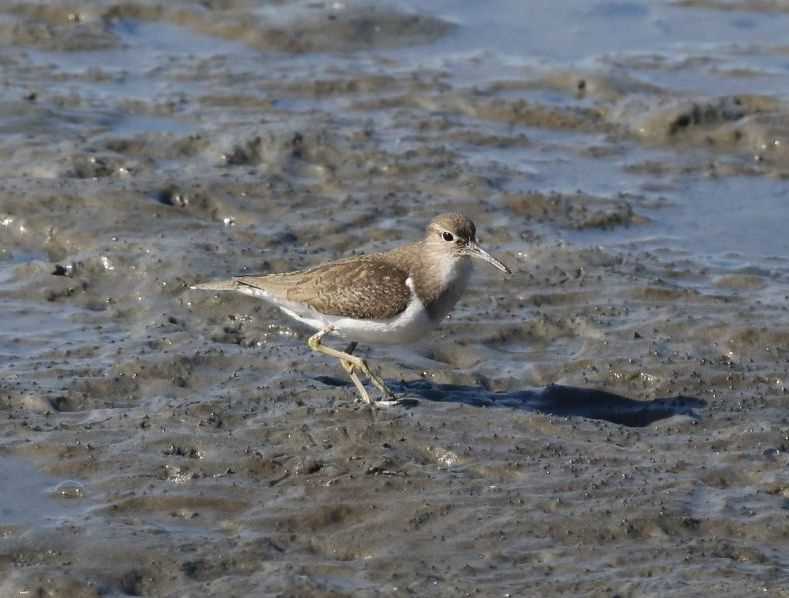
[389,242,472,322]
[423,254,472,322]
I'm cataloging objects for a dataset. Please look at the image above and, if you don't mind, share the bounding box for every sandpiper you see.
[191,213,511,405]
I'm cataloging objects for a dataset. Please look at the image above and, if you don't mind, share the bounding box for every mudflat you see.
[1,1,789,595]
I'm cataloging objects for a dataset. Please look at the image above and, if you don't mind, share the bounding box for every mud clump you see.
[609,93,789,170]
[0,17,119,52]
[506,191,644,229]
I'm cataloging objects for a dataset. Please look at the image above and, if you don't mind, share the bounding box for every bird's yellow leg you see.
[339,342,372,404]
[307,329,396,403]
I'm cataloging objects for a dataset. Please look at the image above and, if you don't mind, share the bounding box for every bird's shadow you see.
[316,377,706,428]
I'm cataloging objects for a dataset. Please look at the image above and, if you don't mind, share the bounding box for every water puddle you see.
[414,0,789,89]
[108,114,195,136]
[564,174,789,266]
[27,19,255,74]
[0,456,87,530]
[0,301,102,364]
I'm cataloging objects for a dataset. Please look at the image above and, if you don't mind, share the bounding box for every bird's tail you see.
[190,279,239,292]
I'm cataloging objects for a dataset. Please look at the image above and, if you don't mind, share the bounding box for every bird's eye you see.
[442,232,454,242]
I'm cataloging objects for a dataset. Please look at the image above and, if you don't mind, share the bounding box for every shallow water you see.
[2,0,789,595]
[0,456,86,526]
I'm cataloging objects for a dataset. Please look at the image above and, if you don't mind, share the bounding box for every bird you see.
[191,213,511,406]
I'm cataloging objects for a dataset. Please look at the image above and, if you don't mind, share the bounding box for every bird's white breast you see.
[426,255,473,323]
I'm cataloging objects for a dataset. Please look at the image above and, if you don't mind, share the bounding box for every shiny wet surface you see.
[1,0,789,595]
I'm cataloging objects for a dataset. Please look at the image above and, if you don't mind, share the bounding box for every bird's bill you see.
[464,242,511,274]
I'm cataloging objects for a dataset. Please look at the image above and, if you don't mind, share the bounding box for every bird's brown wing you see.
[235,256,413,320]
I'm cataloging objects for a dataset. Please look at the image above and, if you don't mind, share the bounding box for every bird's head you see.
[425,213,511,274]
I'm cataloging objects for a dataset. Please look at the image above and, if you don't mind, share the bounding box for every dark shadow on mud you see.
[316,377,706,427]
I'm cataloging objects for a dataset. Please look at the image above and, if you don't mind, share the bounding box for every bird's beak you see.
[463,241,511,274]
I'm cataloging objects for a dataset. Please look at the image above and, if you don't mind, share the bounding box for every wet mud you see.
[2,0,789,596]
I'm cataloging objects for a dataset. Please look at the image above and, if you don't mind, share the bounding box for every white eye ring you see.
[442,232,454,242]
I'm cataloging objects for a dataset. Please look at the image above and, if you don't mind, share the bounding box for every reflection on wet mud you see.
[318,376,706,427]
[400,381,706,427]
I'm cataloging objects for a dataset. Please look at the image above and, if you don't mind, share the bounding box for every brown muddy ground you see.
[2,1,789,596]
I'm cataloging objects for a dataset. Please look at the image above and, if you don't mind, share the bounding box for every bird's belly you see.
[277,296,435,345]
[332,307,435,344]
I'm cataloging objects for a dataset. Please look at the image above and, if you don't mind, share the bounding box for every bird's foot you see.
[375,397,419,408]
